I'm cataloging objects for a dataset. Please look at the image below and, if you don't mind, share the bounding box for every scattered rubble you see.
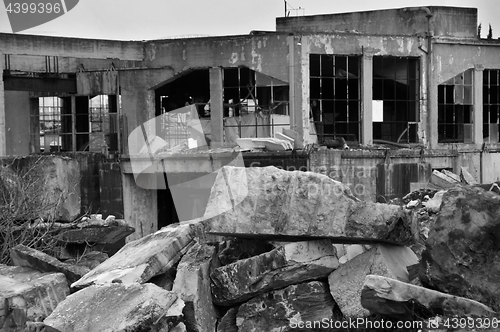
[2,165,498,331]
[236,281,335,332]
[43,283,184,332]
[0,264,69,330]
[211,239,338,306]
[361,275,495,318]
[328,244,419,317]
[10,244,90,284]
[419,186,500,312]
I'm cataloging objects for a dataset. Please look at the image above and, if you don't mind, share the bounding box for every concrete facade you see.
[1,6,500,238]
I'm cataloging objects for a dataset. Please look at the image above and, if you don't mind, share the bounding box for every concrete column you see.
[209,67,224,146]
[473,65,484,146]
[0,52,6,156]
[361,53,373,146]
[122,172,158,242]
[428,54,438,149]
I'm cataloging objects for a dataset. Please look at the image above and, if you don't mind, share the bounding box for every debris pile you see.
[2,166,498,331]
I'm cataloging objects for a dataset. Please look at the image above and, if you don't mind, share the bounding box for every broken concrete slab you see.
[10,244,90,284]
[460,166,478,185]
[43,283,183,332]
[236,281,335,332]
[206,166,417,245]
[211,239,338,306]
[217,308,238,332]
[0,264,69,330]
[430,170,460,189]
[328,244,419,318]
[172,242,219,332]
[419,186,500,312]
[57,224,135,244]
[361,275,495,319]
[71,222,197,290]
[282,128,303,149]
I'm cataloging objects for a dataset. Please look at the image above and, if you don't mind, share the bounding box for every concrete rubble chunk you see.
[211,239,338,306]
[430,170,460,189]
[10,244,90,284]
[217,307,238,332]
[328,244,419,318]
[236,281,335,332]
[57,224,135,244]
[361,275,495,319]
[0,264,69,330]
[71,222,198,290]
[207,166,417,245]
[419,186,500,312]
[460,166,478,185]
[43,283,183,332]
[172,242,219,332]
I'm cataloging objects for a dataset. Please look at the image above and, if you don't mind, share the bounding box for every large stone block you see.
[211,239,338,306]
[71,222,197,289]
[419,186,500,311]
[10,244,90,284]
[0,264,69,330]
[172,242,219,332]
[236,281,335,332]
[361,275,495,319]
[206,166,416,245]
[328,244,419,318]
[43,283,183,332]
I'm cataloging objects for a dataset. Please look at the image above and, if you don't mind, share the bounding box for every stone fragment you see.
[460,166,477,185]
[430,170,460,189]
[217,238,275,265]
[236,281,335,332]
[172,242,219,332]
[207,166,416,245]
[419,186,500,312]
[0,264,69,330]
[421,190,446,213]
[71,222,197,289]
[217,308,238,332]
[361,275,495,319]
[328,244,418,318]
[43,283,183,332]
[211,239,338,306]
[10,244,90,284]
[57,224,135,244]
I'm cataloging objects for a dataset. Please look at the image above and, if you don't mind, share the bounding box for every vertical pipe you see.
[288,34,295,132]
[71,95,76,152]
[0,51,6,156]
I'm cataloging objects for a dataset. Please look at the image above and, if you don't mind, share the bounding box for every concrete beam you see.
[0,33,144,61]
[361,54,373,146]
[473,65,484,146]
[209,67,223,146]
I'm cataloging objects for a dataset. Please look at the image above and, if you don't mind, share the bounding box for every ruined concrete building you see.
[1,6,499,240]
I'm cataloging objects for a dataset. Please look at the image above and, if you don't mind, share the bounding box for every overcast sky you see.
[0,0,499,40]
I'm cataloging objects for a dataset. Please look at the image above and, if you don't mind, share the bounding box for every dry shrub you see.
[0,156,64,264]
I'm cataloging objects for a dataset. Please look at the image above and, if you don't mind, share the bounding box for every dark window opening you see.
[372,56,420,144]
[483,69,500,143]
[223,67,289,142]
[31,94,119,153]
[309,54,360,143]
[438,69,473,143]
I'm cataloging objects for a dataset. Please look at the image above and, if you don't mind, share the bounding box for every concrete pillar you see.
[0,52,6,156]
[428,55,438,149]
[209,67,224,146]
[473,65,484,146]
[122,172,158,242]
[361,53,373,146]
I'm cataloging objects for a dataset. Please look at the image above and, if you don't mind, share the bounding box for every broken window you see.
[373,56,420,143]
[309,54,360,143]
[438,69,473,143]
[223,67,289,142]
[31,95,119,153]
[483,69,500,143]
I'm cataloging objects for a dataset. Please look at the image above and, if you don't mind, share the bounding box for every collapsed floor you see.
[2,165,500,332]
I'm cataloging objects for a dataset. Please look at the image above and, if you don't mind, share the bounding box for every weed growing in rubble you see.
[0,157,65,264]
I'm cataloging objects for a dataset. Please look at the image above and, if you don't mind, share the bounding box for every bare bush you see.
[0,157,65,265]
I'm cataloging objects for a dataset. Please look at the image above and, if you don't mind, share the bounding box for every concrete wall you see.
[4,90,30,155]
[276,7,477,38]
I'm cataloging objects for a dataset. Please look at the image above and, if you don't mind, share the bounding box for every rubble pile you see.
[2,166,498,331]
